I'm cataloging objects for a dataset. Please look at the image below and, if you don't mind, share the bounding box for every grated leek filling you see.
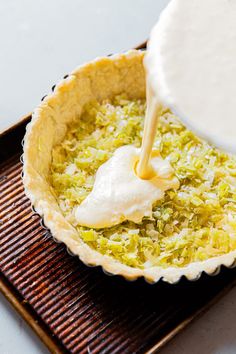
[50,96,236,269]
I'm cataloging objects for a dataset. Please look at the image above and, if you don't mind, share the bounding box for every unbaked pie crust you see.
[23,50,236,283]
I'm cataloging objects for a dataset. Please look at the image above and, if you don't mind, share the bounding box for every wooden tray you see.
[1,55,236,354]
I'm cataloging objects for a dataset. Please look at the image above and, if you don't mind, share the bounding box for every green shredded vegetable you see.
[50,95,236,269]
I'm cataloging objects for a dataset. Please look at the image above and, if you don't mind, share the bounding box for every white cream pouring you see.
[75,63,179,229]
[74,6,181,229]
[75,42,181,228]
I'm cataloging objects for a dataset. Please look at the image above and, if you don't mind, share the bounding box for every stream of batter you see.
[75,58,179,228]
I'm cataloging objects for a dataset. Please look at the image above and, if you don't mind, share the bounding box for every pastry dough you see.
[23,50,236,284]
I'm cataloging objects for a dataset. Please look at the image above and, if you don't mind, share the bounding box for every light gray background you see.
[1,1,236,353]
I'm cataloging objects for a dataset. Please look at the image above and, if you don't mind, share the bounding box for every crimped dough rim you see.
[23,50,236,284]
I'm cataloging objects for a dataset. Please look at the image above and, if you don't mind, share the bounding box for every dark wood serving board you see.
[1,48,236,353]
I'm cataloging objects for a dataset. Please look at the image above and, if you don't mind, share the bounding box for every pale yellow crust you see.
[23,50,236,284]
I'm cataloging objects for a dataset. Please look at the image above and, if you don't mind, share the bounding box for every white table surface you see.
[0,1,236,353]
